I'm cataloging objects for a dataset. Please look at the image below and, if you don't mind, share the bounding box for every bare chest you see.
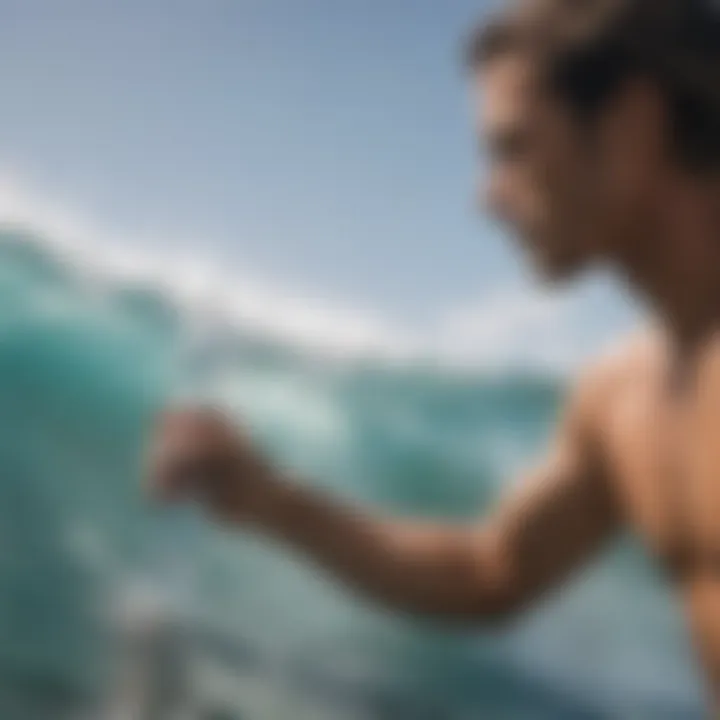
[603,374,720,574]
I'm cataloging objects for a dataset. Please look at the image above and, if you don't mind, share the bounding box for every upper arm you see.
[481,362,622,614]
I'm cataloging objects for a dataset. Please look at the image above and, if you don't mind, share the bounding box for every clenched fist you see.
[146,407,280,525]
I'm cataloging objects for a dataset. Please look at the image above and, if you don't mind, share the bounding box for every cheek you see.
[543,147,599,222]
[519,161,564,236]
[584,155,637,250]
[607,154,651,228]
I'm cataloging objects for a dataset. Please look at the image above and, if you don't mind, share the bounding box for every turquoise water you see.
[0,229,706,718]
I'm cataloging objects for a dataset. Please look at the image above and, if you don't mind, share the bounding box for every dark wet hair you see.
[467,0,720,173]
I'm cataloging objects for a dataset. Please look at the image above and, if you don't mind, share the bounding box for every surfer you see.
[147,0,720,709]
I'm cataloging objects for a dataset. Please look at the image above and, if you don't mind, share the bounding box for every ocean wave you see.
[0,175,611,373]
[0,178,704,717]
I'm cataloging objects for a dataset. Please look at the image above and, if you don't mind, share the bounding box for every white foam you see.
[0,173,606,372]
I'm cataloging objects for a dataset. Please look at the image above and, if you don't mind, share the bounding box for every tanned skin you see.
[147,53,720,709]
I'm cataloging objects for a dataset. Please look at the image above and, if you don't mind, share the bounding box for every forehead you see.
[473,57,539,131]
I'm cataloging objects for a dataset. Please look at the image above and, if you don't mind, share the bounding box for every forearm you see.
[151,368,617,624]
[249,478,518,621]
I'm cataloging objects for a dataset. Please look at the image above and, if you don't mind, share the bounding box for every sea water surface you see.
[0,224,706,718]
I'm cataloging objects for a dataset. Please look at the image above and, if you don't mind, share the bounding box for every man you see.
[147,0,720,709]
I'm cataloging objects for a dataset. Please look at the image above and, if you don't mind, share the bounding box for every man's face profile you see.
[476,54,657,283]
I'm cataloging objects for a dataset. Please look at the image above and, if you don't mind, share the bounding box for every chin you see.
[530,252,587,285]
[514,229,592,284]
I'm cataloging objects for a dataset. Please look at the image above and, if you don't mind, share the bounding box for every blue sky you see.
[0,0,638,365]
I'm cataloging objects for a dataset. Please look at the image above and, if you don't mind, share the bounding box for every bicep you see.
[482,387,620,611]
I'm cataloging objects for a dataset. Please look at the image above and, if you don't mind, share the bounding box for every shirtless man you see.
[147,0,720,709]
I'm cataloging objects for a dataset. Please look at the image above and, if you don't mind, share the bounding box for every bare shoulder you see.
[567,328,662,432]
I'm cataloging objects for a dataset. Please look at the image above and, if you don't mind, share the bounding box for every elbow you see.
[363,538,532,626]
[455,560,531,626]
[473,586,528,627]
[383,584,528,628]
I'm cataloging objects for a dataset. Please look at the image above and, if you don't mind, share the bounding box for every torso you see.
[598,331,720,699]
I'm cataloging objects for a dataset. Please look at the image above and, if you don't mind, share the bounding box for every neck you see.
[616,174,720,355]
